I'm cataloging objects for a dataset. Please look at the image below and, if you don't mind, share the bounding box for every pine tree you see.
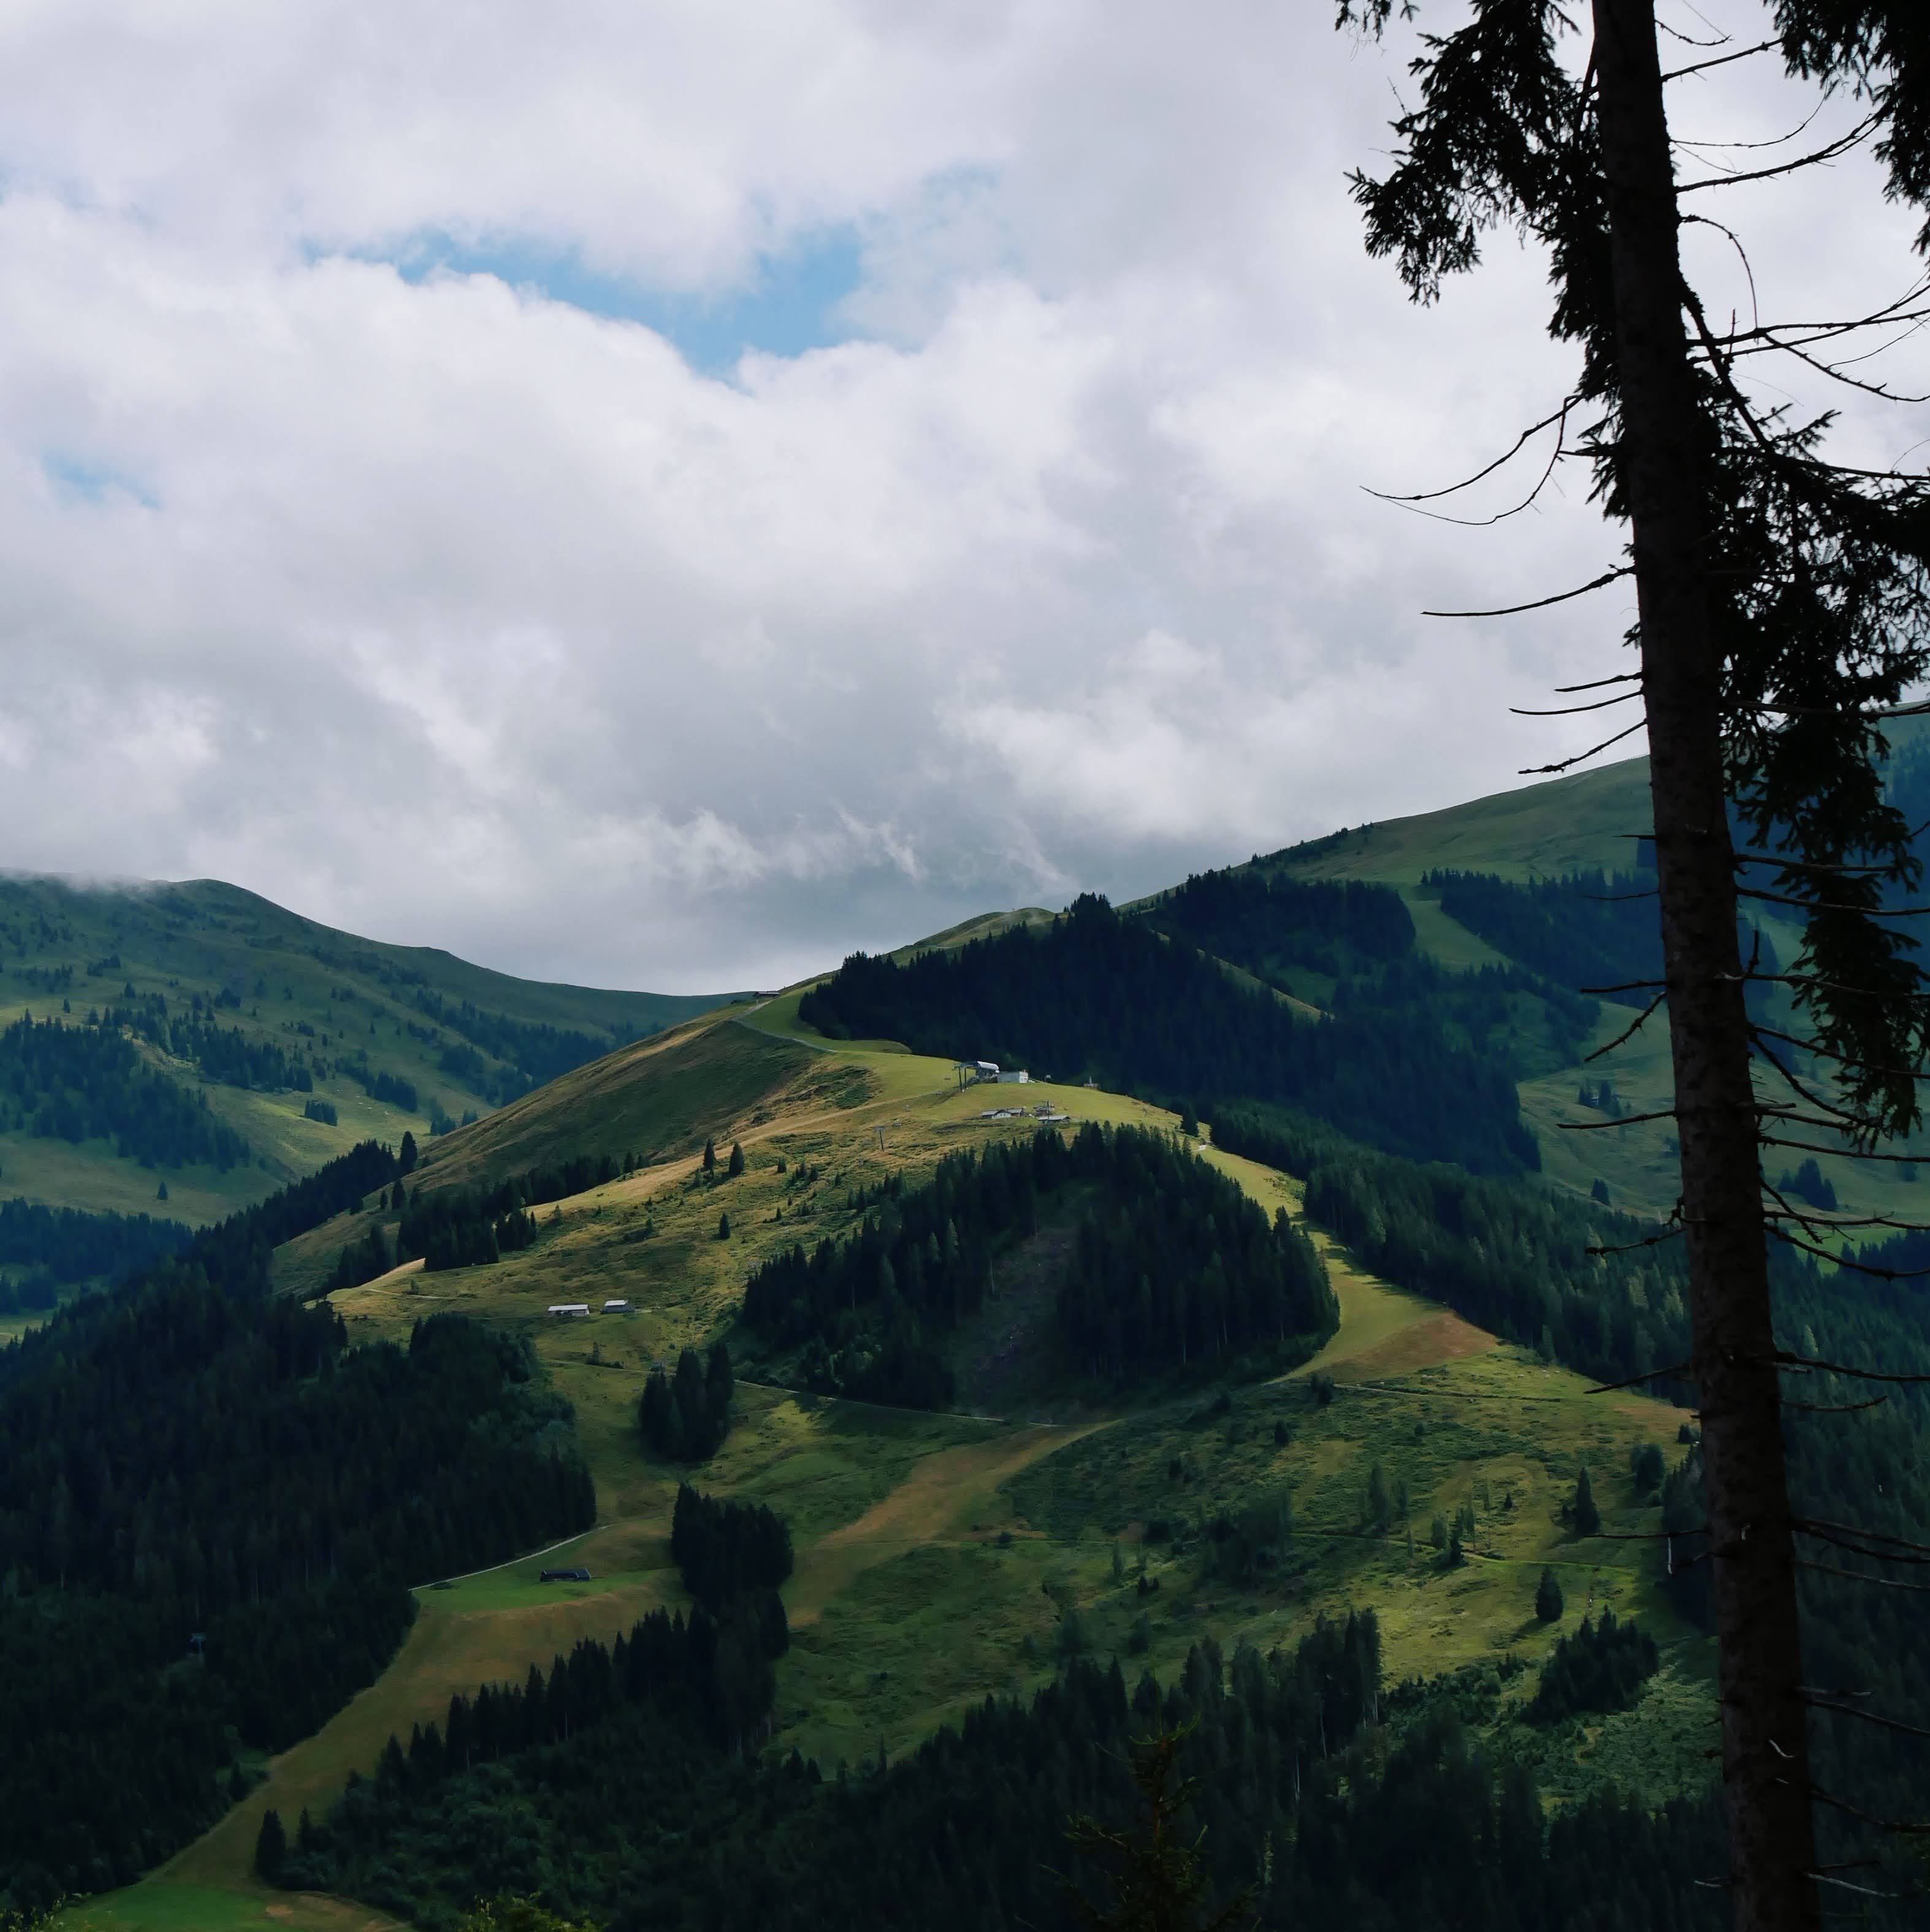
[1536,1567,1565,1625]
[254,1806,287,1881]
[727,1141,745,1177]
[1366,1462,1390,1532]
[716,1210,730,1240]
[703,1137,716,1174]
[398,1131,418,1176]
[1574,1467,1601,1541]
[1063,1722,1253,1932]
[1331,7,1930,1922]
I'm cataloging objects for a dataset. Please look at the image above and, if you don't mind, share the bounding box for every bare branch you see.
[1809,1784,1930,1835]
[1584,1359,1693,1394]
[1560,1105,1680,1131]
[1759,1134,1928,1167]
[1519,718,1647,776]
[1776,1350,1930,1386]
[1676,110,1883,193]
[1737,885,1930,916]
[1704,316,1930,405]
[1674,99,1826,155]
[1751,1021,1930,1084]
[1585,990,1667,1061]
[1785,1514,1930,1561]
[1510,689,1644,717]
[1363,402,1573,505]
[1587,1229,1687,1256]
[1679,213,1761,340]
[1660,36,1777,81]
[1554,671,1644,694]
[1424,567,1634,620]
[1799,1559,1930,1597]
[1795,1518,1930,1558]
[1767,1229,1923,1275]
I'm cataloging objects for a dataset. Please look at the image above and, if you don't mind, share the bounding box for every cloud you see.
[0,0,1915,990]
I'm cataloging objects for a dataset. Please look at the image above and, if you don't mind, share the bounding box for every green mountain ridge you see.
[0,869,731,1248]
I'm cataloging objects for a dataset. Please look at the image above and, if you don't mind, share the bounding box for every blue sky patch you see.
[361,226,867,375]
[42,454,158,508]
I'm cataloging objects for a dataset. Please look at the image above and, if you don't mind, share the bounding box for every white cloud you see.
[0,0,1917,990]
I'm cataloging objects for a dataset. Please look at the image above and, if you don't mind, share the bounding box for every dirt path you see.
[786,1421,1109,1625]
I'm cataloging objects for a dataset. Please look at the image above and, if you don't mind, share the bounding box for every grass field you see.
[1272,756,1653,887]
[77,1014,1714,1930]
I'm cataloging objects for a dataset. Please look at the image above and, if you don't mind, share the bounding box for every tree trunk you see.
[1589,2,1818,1925]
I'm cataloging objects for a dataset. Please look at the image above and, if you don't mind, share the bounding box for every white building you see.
[547,1303,591,1319]
[602,1299,631,1313]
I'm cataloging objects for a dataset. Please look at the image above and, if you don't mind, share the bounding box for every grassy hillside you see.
[78,1012,1709,1931]
[1270,758,1653,888]
[0,871,728,1231]
[890,907,1056,958]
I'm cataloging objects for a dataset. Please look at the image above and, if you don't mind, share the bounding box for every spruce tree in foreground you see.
[1333,6,1930,1922]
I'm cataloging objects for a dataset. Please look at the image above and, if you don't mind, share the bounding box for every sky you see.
[0,1,1921,993]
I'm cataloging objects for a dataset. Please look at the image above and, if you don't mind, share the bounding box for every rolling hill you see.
[78,1003,1706,1931]
[0,870,731,1243]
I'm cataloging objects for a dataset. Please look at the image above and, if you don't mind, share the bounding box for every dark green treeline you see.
[799,894,1539,1175]
[741,1123,1335,1407]
[0,1142,597,1912]
[278,1609,1736,1932]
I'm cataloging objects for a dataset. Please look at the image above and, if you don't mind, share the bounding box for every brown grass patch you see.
[1332,1309,1495,1381]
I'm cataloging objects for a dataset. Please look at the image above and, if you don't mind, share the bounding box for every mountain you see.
[0,871,730,1242]
[10,752,1928,1930]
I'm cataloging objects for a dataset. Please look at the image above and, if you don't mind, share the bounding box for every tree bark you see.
[1589,2,1818,1926]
